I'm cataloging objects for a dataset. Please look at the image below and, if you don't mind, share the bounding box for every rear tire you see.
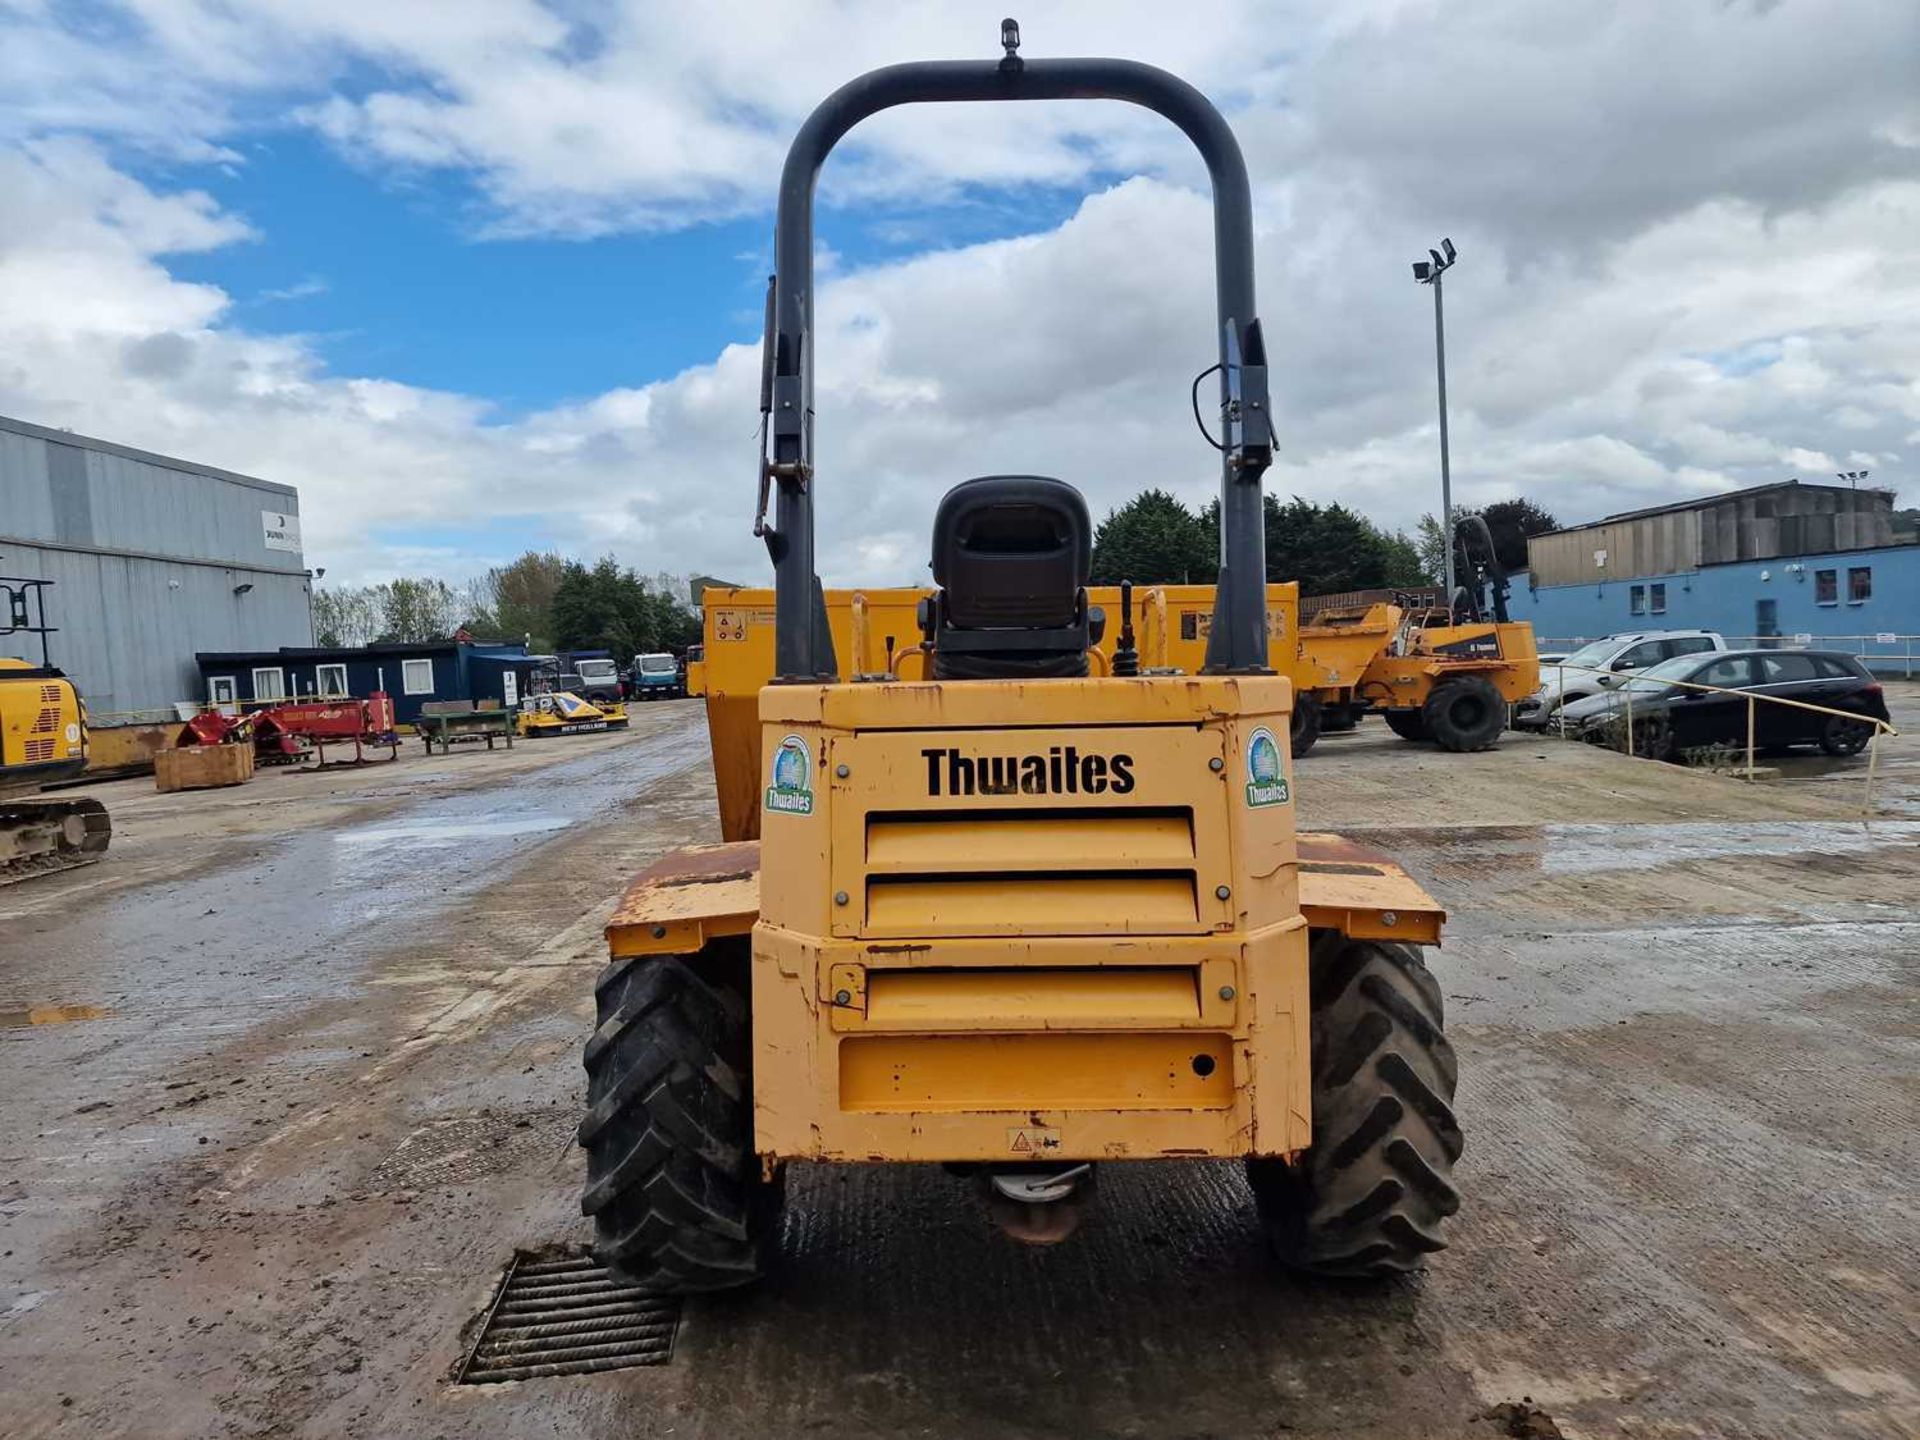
[1818,715,1872,757]
[1383,709,1430,743]
[578,941,783,1293]
[1423,676,1506,752]
[1291,694,1323,759]
[1321,705,1360,734]
[1248,932,1462,1276]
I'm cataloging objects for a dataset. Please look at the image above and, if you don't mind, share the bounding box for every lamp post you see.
[1837,470,1870,490]
[1412,238,1459,605]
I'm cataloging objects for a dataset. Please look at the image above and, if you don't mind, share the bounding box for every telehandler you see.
[578,25,1460,1290]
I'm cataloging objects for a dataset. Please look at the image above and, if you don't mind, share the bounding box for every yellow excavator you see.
[1,579,110,883]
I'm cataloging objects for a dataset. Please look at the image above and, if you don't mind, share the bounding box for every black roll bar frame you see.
[757,33,1274,679]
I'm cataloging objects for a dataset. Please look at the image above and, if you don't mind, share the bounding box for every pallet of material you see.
[155,744,255,792]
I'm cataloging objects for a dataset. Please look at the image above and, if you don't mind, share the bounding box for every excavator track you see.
[0,796,112,886]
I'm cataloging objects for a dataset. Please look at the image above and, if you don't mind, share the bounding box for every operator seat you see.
[923,475,1098,680]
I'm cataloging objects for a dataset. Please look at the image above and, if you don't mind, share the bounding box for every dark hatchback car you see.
[1559,648,1890,759]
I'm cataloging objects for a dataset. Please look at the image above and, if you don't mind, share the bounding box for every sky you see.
[0,0,1915,590]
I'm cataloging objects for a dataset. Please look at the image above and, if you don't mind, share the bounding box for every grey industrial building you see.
[0,413,311,717]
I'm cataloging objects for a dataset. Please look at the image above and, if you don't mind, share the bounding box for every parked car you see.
[573,657,625,705]
[1557,649,1889,760]
[1514,629,1725,729]
[630,652,686,701]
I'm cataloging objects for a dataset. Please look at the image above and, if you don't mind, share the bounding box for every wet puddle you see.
[69,714,710,978]
[1533,820,1920,875]
[1357,820,1920,878]
[334,816,571,848]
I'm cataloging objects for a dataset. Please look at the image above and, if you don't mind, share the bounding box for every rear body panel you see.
[750,674,1308,1165]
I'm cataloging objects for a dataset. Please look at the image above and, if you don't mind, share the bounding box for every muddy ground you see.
[2,689,1916,1439]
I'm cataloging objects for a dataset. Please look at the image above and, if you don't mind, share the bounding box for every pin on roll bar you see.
[757,20,1274,679]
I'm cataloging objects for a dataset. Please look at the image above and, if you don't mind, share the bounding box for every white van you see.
[1514,630,1725,728]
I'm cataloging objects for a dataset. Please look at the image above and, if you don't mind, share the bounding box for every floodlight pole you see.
[1414,239,1459,607]
[1432,271,1454,605]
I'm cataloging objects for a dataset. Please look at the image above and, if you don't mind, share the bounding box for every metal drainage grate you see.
[458,1252,680,1383]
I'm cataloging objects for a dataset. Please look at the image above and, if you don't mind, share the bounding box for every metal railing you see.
[1533,660,1899,815]
[1539,633,1920,678]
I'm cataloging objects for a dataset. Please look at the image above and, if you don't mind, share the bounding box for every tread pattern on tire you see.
[1290,693,1323,759]
[1422,675,1505,752]
[1248,930,1462,1276]
[1383,709,1429,743]
[577,940,781,1293]
[1320,705,1360,733]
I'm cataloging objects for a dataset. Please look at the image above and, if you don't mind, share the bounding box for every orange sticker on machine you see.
[1007,1126,1062,1155]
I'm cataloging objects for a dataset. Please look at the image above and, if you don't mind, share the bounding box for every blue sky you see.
[160,131,1092,418]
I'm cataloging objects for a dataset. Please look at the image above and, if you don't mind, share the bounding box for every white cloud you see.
[0,0,1915,588]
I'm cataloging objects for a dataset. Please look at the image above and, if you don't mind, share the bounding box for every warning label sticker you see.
[1006,1126,1062,1155]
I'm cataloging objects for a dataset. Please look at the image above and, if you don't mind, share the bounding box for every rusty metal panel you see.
[605,841,760,957]
[1296,832,1446,944]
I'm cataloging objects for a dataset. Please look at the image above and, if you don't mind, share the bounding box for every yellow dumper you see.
[1299,600,1540,751]
[578,30,1460,1291]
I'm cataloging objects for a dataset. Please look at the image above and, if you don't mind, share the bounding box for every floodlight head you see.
[1441,237,1457,263]
[1412,261,1431,281]
[1429,248,1445,269]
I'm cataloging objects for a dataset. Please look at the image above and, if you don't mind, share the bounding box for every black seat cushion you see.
[928,476,1093,680]
[931,476,1090,630]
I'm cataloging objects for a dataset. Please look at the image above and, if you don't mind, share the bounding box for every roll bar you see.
[757,22,1274,679]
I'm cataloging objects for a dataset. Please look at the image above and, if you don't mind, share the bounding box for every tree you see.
[375,578,462,642]
[1416,513,1450,585]
[550,557,701,659]
[1420,499,1560,581]
[311,556,700,656]
[1200,494,1419,595]
[312,586,381,647]
[470,551,569,650]
[1380,530,1429,586]
[1090,489,1216,584]
[1477,498,1558,573]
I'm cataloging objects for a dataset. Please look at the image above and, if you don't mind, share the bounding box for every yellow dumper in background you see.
[577,31,1461,1293]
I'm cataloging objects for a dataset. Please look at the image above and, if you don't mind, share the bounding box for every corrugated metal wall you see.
[1527,484,1897,588]
[1527,510,1700,588]
[0,416,309,715]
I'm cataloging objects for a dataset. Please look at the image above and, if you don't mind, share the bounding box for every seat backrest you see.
[931,476,1090,631]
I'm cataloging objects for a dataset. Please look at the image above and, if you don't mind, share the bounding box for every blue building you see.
[193,638,538,725]
[1509,481,1919,668]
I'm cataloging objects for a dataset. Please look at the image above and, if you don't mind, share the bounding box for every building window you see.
[208,676,237,709]
[1815,569,1837,605]
[402,658,436,695]
[1649,583,1666,614]
[1629,584,1645,616]
[1848,567,1872,603]
[251,667,286,701]
[316,663,348,697]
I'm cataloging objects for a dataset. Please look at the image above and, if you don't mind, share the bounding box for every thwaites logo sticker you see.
[764,734,815,815]
[1244,727,1291,808]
